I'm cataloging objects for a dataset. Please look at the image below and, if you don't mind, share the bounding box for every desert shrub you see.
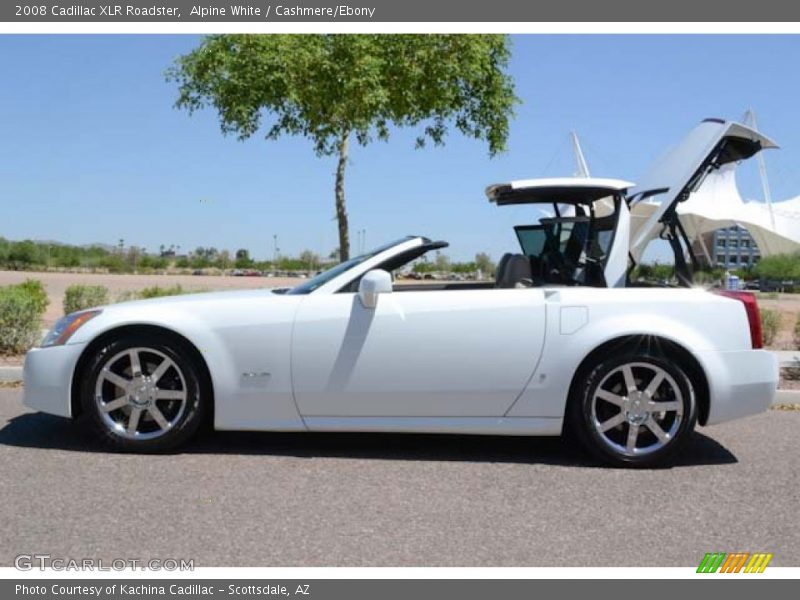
[16,279,49,315]
[63,284,109,315]
[760,308,781,347]
[117,285,194,303]
[0,280,48,354]
[137,284,187,299]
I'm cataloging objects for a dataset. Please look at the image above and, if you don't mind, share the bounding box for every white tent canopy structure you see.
[572,115,800,265]
[632,164,800,262]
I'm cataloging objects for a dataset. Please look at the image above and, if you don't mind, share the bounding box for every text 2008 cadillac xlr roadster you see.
[24,119,779,466]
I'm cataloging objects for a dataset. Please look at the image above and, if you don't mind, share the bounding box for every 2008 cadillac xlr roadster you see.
[23,119,779,466]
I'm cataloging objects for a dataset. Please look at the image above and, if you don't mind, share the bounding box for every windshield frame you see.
[287,236,424,295]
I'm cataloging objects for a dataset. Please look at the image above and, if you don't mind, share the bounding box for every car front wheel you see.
[568,351,698,467]
[79,333,208,452]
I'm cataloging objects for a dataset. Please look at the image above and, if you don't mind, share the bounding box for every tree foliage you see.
[168,34,516,155]
[167,34,518,259]
[753,252,800,280]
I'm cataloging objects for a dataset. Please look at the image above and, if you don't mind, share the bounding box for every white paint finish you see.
[292,289,547,417]
[305,416,563,436]
[488,177,635,197]
[509,177,634,190]
[507,286,760,418]
[559,306,589,335]
[22,245,777,437]
[23,342,86,417]
[696,349,779,425]
[357,269,392,308]
[604,200,630,288]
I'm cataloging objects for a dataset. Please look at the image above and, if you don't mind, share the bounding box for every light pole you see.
[355,228,366,254]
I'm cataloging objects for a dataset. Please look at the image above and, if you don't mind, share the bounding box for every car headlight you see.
[40,310,102,347]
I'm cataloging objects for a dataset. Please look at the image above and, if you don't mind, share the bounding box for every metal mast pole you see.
[571,131,591,178]
[743,108,776,229]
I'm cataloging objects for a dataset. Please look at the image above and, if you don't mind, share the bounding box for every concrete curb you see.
[0,366,22,382]
[774,351,800,367]
[773,389,800,405]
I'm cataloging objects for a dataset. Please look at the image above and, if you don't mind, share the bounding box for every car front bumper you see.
[698,348,779,426]
[22,342,87,418]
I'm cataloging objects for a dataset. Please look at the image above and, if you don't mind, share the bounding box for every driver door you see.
[291,287,546,417]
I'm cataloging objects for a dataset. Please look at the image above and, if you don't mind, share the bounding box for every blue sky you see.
[1,34,800,262]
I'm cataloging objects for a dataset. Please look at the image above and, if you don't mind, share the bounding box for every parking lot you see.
[1,388,798,567]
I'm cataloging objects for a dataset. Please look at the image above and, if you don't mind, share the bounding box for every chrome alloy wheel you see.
[94,347,188,440]
[590,362,684,457]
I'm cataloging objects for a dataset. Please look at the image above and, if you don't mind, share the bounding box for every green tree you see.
[8,240,41,268]
[434,251,451,272]
[167,34,517,261]
[217,249,232,270]
[474,252,495,277]
[753,253,800,280]
[299,249,320,271]
[235,248,252,268]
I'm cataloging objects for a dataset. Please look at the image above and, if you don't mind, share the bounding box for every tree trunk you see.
[335,128,350,262]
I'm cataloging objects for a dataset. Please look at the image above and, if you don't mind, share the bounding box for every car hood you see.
[100,287,288,313]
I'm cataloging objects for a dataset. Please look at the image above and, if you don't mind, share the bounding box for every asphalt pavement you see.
[1,388,798,567]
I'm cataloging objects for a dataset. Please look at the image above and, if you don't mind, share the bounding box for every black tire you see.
[79,332,209,453]
[567,350,698,468]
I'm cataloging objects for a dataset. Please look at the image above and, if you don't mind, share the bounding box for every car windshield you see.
[288,237,416,295]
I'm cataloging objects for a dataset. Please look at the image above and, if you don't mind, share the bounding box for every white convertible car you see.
[24,119,779,466]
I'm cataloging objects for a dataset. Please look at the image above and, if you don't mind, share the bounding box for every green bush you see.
[760,308,781,347]
[753,252,800,281]
[63,284,109,315]
[0,280,48,354]
[137,284,187,299]
[16,279,49,315]
[117,285,194,303]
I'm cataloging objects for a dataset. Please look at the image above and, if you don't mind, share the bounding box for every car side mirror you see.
[358,270,392,309]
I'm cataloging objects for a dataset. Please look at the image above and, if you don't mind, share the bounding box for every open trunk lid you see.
[628,118,778,260]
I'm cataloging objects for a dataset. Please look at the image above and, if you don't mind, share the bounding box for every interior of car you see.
[335,201,620,294]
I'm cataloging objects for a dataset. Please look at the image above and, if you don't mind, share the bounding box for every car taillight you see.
[714,290,763,349]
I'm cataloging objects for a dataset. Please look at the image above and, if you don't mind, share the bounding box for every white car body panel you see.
[63,290,307,431]
[504,287,768,422]
[304,416,563,435]
[23,283,777,434]
[292,289,546,417]
[604,200,631,288]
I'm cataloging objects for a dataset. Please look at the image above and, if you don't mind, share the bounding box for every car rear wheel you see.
[79,333,208,452]
[568,350,698,467]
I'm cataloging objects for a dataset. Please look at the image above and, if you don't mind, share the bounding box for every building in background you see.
[709,225,761,269]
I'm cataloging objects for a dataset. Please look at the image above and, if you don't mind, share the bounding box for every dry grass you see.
[755,293,800,350]
[771,403,800,411]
